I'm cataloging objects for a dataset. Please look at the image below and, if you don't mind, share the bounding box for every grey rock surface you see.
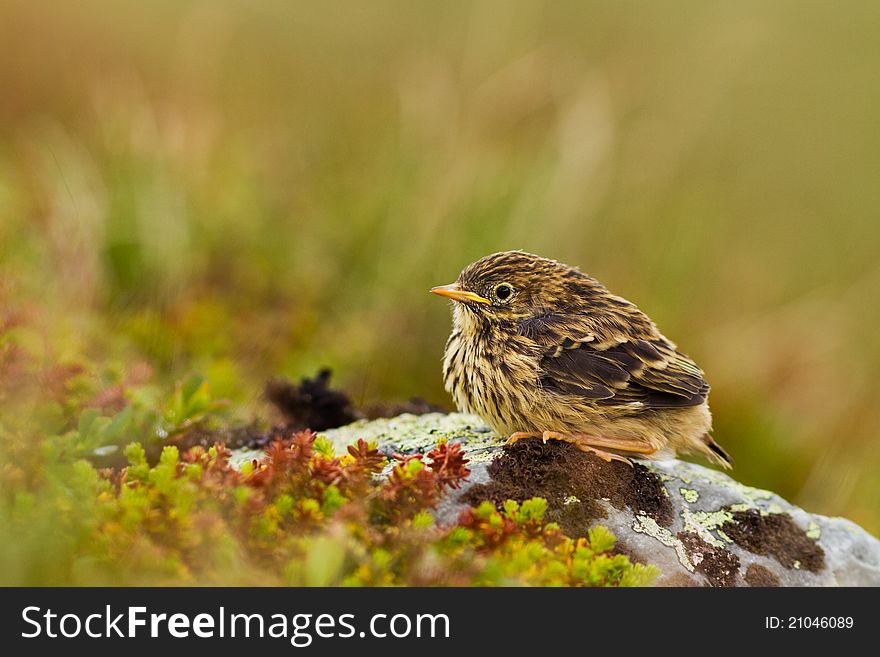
[232,412,880,586]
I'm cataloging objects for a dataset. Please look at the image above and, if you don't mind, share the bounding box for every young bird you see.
[431,251,731,468]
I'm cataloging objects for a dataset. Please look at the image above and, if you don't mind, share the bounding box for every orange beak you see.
[430,283,491,305]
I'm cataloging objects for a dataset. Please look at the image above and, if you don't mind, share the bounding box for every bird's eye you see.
[494,283,514,302]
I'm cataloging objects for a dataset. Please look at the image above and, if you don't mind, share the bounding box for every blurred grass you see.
[1,0,879,537]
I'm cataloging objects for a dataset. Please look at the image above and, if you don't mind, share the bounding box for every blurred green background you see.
[1,0,878,535]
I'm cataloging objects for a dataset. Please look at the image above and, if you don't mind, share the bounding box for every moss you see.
[458,501,658,586]
[462,440,674,537]
[723,508,825,573]
[677,531,740,587]
[744,564,780,587]
[263,370,358,431]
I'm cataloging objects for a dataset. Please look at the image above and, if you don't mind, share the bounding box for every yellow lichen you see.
[679,488,699,504]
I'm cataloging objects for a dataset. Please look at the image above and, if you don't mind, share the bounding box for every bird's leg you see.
[540,431,645,466]
[505,431,541,446]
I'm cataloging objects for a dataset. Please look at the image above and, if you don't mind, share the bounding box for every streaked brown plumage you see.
[431,251,731,468]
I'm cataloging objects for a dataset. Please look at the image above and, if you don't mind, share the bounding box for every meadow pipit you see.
[431,251,731,467]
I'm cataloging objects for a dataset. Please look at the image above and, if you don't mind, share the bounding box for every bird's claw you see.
[541,430,563,444]
[507,430,634,466]
[505,431,540,446]
[541,431,634,466]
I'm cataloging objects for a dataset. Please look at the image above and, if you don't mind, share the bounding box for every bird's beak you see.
[430,283,491,305]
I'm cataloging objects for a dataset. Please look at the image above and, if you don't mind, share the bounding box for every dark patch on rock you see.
[724,509,825,573]
[554,496,609,536]
[744,564,780,587]
[461,440,674,536]
[660,572,702,587]
[264,369,358,431]
[677,531,740,587]
[363,397,448,419]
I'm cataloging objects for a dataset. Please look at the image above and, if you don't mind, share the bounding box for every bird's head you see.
[431,251,581,327]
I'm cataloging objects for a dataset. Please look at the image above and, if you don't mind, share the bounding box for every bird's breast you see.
[442,328,538,434]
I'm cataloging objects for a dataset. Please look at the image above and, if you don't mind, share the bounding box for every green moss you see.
[457,499,657,587]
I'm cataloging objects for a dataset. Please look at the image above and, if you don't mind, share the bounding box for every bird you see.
[430,250,731,468]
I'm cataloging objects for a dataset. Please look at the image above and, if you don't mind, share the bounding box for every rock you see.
[231,412,880,587]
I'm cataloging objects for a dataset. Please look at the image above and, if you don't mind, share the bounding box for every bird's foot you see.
[540,431,634,466]
[505,431,541,446]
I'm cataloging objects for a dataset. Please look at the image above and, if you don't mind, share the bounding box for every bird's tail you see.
[702,434,733,469]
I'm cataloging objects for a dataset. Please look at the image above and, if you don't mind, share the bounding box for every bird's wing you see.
[519,311,709,409]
